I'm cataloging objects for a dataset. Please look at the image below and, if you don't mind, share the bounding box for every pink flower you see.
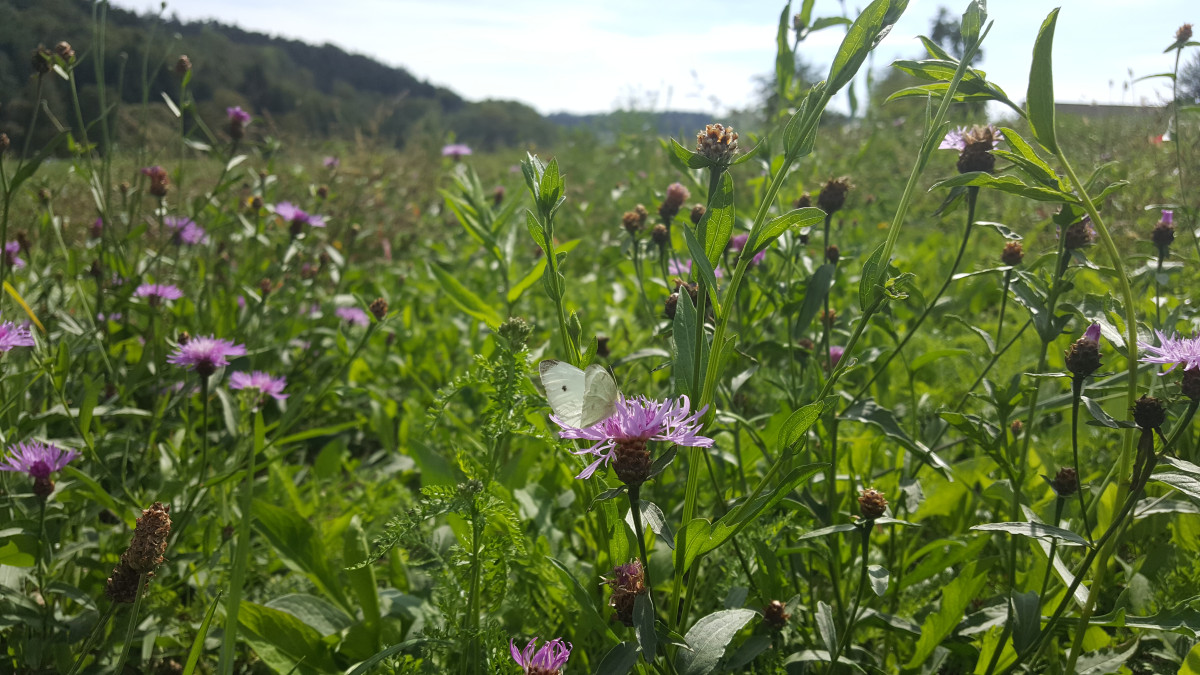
[552,394,713,479]
[1140,331,1200,374]
[275,202,326,228]
[441,144,472,159]
[226,106,251,124]
[168,335,246,376]
[510,637,571,674]
[0,314,35,352]
[230,370,288,406]
[135,283,184,305]
[336,306,370,327]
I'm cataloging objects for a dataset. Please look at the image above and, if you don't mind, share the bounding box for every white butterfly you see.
[538,360,619,428]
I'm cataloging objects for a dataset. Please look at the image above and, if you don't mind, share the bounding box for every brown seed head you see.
[1001,241,1024,266]
[1050,467,1078,497]
[622,211,643,235]
[55,41,75,62]
[174,55,192,75]
[820,308,837,328]
[794,192,812,209]
[105,562,150,603]
[817,177,852,215]
[858,488,888,520]
[1178,23,1194,43]
[651,223,670,246]
[613,439,652,486]
[1133,395,1166,430]
[121,502,171,573]
[690,204,706,225]
[1181,368,1200,401]
[763,600,790,631]
[825,245,840,264]
[696,123,740,164]
[369,297,388,320]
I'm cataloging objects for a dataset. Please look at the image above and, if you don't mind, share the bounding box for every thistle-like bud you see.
[659,182,690,223]
[38,188,52,204]
[31,45,52,74]
[55,41,75,63]
[825,245,840,264]
[369,297,388,320]
[492,185,505,207]
[316,185,329,200]
[651,223,670,246]
[1133,395,1166,430]
[498,316,532,349]
[1050,467,1078,497]
[1063,217,1096,250]
[1010,419,1024,437]
[119,181,131,195]
[622,211,643,235]
[1178,23,1194,43]
[142,166,170,198]
[820,308,837,328]
[605,559,647,627]
[174,55,192,75]
[1001,241,1024,266]
[1152,210,1174,258]
[797,338,815,353]
[763,600,790,631]
[0,133,9,154]
[817,177,852,215]
[858,488,888,520]
[956,125,1002,174]
[250,196,264,210]
[696,123,739,165]
[1064,323,1102,378]
[1182,368,1200,401]
[123,502,171,572]
[794,193,812,209]
[178,331,191,346]
[664,292,679,319]
[690,204,706,225]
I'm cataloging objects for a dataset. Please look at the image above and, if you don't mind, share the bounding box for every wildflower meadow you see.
[2,1,1200,673]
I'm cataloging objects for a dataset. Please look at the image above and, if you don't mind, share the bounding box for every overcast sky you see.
[110,0,1194,115]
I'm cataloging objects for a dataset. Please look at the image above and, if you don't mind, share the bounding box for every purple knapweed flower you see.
[829,345,845,369]
[227,107,251,124]
[441,143,472,159]
[727,233,767,267]
[1139,331,1200,374]
[135,283,184,305]
[323,156,339,169]
[336,306,370,327]
[165,216,208,245]
[274,202,327,229]
[5,241,25,270]
[939,124,1004,151]
[230,370,288,405]
[0,315,35,352]
[552,394,713,479]
[668,259,724,279]
[1083,323,1101,344]
[91,218,104,239]
[167,335,246,377]
[510,637,571,675]
[1160,209,1174,226]
[1,441,79,498]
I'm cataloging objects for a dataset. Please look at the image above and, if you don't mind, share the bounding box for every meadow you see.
[1,1,1199,673]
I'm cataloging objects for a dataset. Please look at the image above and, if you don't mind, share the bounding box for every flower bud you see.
[651,223,670,246]
[622,211,643,236]
[1063,218,1096,250]
[1064,323,1102,378]
[259,278,272,298]
[1133,395,1166,430]
[817,177,852,215]
[1050,467,1078,497]
[955,125,1001,174]
[492,185,505,207]
[498,316,531,349]
[316,185,329,200]
[605,559,647,627]
[1181,368,1200,401]
[55,41,75,62]
[31,45,52,74]
[659,182,689,223]
[690,204,706,225]
[369,297,388,320]
[794,192,812,209]
[174,55,192,75]
[825,245,840,264]
[596,335,610,359]
[763,600,790,631]
[1001,241,1024,266]
[695,123,739,165]
[1010,419,1023,437]
[858,488,887,520]
[664,292,679,319]
[1178,23,1194,43]
[1152,210,1175,257]
[0,133,9,154]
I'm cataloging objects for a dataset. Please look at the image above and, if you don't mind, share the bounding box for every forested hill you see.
[0,0,560,151]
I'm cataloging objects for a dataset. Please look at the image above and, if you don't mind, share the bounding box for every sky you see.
[110,0,1194,116]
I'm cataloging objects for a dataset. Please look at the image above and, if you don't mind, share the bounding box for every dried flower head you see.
[1050,467,1079,497]
[369,297,388,320]
[55,41,75,62]
[1132,395,1166,430]
[122,502,172,573]
[622,210,643,235]
[1182,368,1200,401]
[941,124,1004,174]
[174,55,191,75]
[826,245,840,264]
[817,176,852,215]
[142,166,170,198]
[696,123,739,164]
[31,45,51,74]
[690,204,706,225]
[1010,419,1024,436]
[794,192,812,209]
[1001,241,1024,266]
[510,637,572,675]
[1178,23,1194,43]
[664,292,679,319]
[596,334,610,359]
[551,395,713,481]
[858,488,888,520]
[763,600,790,631]
[1062,217,1096,250]
[1065,323,1102,378]
[651,223,670,246]
[605,559,648,626]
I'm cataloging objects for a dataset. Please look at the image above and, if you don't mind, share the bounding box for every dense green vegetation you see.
[1,1,1199,674]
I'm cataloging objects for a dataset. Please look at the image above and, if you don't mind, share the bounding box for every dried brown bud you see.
[259,278,272,298]
[820,308,837,328]
[121,502,171,573]
[316,185,329,200]
[651,223,670,246]
[1063,218,1096,250]
[31,45,52,74]
[825,245,840,264]
[174,55,192,75]
[119,181,131,195]
[1001,241,1024,266]
[664,292,679,319]
[817,177,852,215]
[659,183,690,223]
[690,204,706,225]
[55,42,75,62]
[763,600,790,631]
[178,331,191,346]
[1152,220,1175,256]
[798,338,815,352]
[696,123,740,164]
[622,211,643,235]
[794,192,812,209]
[369,297,388,320]
[250,196,264,210]
[1050,467,1078,497]
[1182,368,1200,401]
[1010,419,1024,437]
[143,166,170,198]
[105,562,148,603]
[858,488,888,520]
[38,188,52,204]
[1178,23,1194,43]
[1132,395,1166,430]
[956,125,1001,174]
[492,185,505,207]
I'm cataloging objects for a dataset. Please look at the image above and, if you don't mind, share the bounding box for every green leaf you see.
[905,564,988,668]
[959,1,985,47]
[594,641,640,675]
[670,138,715,169]
[252,500,351,611]
[750,207,826,256]
[697,171,735,269]
[634,594,657,660]
[797,264,837,337]
[265,593,354,637]
[342,516,381,638]
[1082,395,1136,429]
[842,400,951,477]
[930,172,1074,202]
[1087,598,1200,638]
[237,601,338,674]
[681,226,720,305]
[997,126,1059,182]
[508,239,579,304]
[671,287,708,399]
[182,592,222,675]
[1027,9,1061,152]
[427,263,504,329]
[971,521,1089,546]
[0,539,35,567]
[678,608,757,675]
[816,601,838,655]
[827,0,894,94]
[1012,591,1041,654]
[778,397,836,452]
[548,557,609,633]
[346,639,437,675]
[868,565,890,597]
[775,3,796,99]
[859,242,885,311]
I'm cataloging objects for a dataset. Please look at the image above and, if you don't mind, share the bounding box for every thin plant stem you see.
[67,603,116,675]
[628,486,653,593]
[829,524,871,671]
[1070,378,1094,543]
[220,409,260,675]
[113,573,148,673]
[997,268,1012,345]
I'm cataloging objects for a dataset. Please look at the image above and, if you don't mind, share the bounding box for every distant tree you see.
[1182,50,1200,102]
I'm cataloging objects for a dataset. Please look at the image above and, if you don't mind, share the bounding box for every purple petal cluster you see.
[939,124,1004,151]
[135,283,184,303]
[441,143,472,158]
[668,258,725,279]
[336,306,370,327]
[275,202,327,228]
[1160,209,1174,226]
[167,335,246,374]
[1139,330,1200,374]
[553,394,713,479]
[323,156,340,169]
[226,106,252,124]
[5,241,25,270]
[165,216,208,245]
[0,441,79,479]
[230,371,288,403]
[1082,323,1101,344]
[510,637,571,674]
[0,315,35,352]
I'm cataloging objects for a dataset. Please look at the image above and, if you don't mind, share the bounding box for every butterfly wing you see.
[539,360,585,427]
[580,365,619,427]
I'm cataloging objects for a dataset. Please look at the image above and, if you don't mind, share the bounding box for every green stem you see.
[830,524,871,672]
[67,603,116,675]
[628,485,653,595]
[113,573,148,673]
[996,268,1012,345]
[1070,378,1094,543]
[220,410,260,674]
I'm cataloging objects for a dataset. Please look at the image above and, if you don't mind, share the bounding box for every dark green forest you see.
[0,0,562,152]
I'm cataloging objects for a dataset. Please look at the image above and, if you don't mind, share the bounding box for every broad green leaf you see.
[252,500,351,611]
[670,138,715,169]
[905,564,988,668]
[859,242,885,310]
[843,400,952,477]
[930,172,1073,202]
[868,565,890,597]
[827,0,893,94]
[682,226,720,305]
[1026,9,1060,152]
[678,608,757,675]
[777,397,835,452]
[1012,591,1041,654]
[237,601,338,674]
[508,239,580,304]
[594,641,640,675]
[697,171,734,268]
[265,593,354,637]
[971,521,1088,546]
[751,207,826,255]
[634,594,657,660]
[959,0,985,47]
[797,264,837,336]
[816,601,838,655]
[427,263,504,329]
